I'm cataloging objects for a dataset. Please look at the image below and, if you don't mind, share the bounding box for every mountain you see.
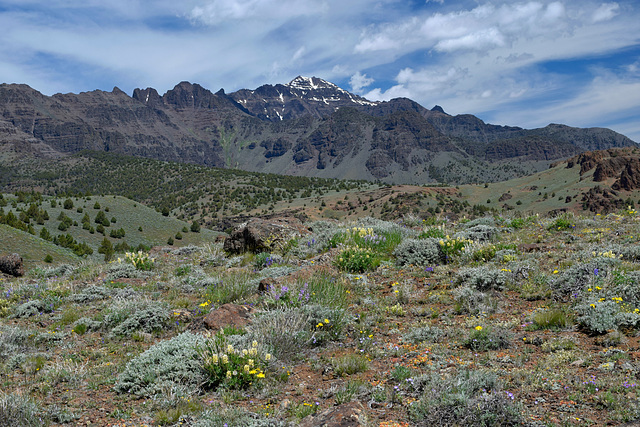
[0,77,636,184]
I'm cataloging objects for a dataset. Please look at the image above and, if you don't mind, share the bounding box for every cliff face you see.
[0,77,636,185]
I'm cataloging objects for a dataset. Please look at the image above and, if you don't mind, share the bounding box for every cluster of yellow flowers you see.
[350,226,375,238]
[205,340,270,380]
[592,250,622,259]
[119,251,155,270]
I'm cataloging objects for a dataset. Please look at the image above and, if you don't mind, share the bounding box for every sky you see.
[0,0,639,142]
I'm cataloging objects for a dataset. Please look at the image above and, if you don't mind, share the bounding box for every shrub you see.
[197,333,270,390]
[393,238,445,267]
[105,263,148,281]
[463,326,513,351]
[248,308,312,360]
[204,271,256,305]
[12,300,52,318]
[548,215,575,231]
[103,299,171,337]
[121,251,155,271]
[0,392,45,427]
[401,325,444,344]
[331,354,369,376]
[191,404,286,427]
[67,285,112,303]
[464,217,495,228]
[254,252,281,269]
[455,266,508,291]
[453,286,497,315]
[115,332,206,397]
[334,246,380,273]
[552,258,618,300]
[455,224,499,242]
[409,369,523,426]
[438,235,473,261]
[530,308,572,330]
[0,325,34,359]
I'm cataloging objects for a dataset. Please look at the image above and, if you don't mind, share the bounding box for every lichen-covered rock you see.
[223,217,309,254]
[0,253,24,277]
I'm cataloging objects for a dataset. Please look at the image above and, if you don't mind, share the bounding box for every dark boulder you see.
[0,253,24,277]
[223,217,309,254]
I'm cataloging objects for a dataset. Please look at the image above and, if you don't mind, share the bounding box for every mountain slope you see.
[0,77,636,184]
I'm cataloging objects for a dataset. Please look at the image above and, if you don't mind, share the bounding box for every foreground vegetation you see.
[2,208,640,426]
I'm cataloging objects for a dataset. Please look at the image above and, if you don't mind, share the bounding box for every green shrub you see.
[331,353,369,376]
[197,333,270,390]
[334,246,380,273]
[418,226,446,239]
[204,271,255,305]
[393,238,445,267]
[548,215,575,231]
[115,332,206,397]
[254,252,281,269]
[530,308,572,330]
[463,326,513,351]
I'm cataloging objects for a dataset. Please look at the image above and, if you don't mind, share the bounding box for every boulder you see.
[0,253,24,277]
[223,217,309,254]
[204,303,254,331]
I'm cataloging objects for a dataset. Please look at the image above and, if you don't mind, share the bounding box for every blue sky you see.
[0,0,638,142]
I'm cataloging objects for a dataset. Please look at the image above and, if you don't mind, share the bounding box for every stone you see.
[0,253,24,277]
[204,303,254,331]
[223,217,309,254]
[299,401,367,427]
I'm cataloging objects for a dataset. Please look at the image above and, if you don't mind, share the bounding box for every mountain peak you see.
[286,76,337,91]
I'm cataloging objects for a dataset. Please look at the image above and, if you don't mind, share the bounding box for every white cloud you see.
[188,0,324,25]
[591,2,619,23]
[349,71,374,92]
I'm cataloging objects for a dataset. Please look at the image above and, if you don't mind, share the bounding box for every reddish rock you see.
[204,303,254,331]
[0,253,24,277]
[299,402,367,427]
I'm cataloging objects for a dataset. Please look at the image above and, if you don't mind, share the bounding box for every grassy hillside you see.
[1,194,220,270]
[0,224,79,269]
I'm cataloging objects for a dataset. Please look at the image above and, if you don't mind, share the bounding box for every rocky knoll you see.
[0,77,637,184]
[567,147,640,190]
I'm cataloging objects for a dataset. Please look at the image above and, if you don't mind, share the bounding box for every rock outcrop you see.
[0,253,24,277]
[223,217,310,254]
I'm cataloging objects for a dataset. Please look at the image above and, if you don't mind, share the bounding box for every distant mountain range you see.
[0,76,636,184]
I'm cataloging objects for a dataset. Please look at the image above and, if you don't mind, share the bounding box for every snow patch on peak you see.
[287,76,337,91]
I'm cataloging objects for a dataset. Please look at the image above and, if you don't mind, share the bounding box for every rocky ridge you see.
[0,77,636,184]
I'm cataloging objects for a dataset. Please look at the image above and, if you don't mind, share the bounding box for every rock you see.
[223,217,310,254]
[204,303,254,331]
[0,253,24,277]
[518,243,542,253]
[299,401,367,427]
[498,193,512,202]
[259,278,277,294]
